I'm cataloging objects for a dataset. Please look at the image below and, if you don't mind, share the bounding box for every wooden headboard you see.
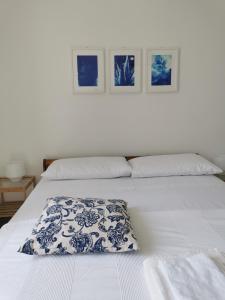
[43,156,138,171]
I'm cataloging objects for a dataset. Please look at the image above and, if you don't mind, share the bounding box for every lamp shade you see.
[6,161,26,182]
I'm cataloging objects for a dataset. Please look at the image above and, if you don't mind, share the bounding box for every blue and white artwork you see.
[114,55,135,86]
[147,49,178,93]
[151,55,172,86]
[73,49,104,93]
[77,55,98,87]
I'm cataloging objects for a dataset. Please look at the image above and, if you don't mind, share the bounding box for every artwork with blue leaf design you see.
[114,55,135,86]
[18,196,138,255]
[151,55,172,86]
[77,55,98,86]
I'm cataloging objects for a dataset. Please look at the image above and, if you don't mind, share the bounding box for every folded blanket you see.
[143,251,225,300]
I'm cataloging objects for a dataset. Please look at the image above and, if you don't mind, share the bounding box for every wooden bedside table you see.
[0,176,35,219]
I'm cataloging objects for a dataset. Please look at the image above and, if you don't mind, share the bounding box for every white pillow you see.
[129,153,223,178]
[41,157,131,180]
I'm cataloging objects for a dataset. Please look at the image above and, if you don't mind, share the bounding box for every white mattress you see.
[0,175,225,300]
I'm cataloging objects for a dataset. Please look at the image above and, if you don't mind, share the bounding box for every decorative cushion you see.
[18,196,138,255]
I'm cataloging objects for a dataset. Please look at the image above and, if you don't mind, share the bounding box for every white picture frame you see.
[72,48,105,94]
[146,48,179,93]
[109,49,141,93]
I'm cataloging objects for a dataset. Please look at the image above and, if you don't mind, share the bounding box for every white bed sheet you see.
[11,175,225,223]
[0,175,225,300]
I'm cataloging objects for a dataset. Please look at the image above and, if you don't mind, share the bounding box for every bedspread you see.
[1,208,225,300]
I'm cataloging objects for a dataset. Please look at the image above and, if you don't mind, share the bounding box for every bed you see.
[1,156,225,299]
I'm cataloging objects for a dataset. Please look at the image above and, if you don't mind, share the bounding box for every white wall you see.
[0,0,225,177]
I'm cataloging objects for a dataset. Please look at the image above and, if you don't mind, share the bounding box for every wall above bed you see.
[0,0,225,177]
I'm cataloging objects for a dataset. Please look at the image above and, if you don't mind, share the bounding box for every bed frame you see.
[43,156,138,171]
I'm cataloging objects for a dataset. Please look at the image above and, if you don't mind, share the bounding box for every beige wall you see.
[0,0,225,177]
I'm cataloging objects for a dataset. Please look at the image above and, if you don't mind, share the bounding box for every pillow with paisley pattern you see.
[18,196,138,255]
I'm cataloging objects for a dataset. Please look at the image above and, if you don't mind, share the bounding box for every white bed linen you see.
[0,176,225,300]
[11,175,225,222]
[143,251,225,300]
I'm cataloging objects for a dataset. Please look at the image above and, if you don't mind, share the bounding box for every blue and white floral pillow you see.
[18,196,138,255]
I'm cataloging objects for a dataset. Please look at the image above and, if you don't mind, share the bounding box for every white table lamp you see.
[6,161,26,182]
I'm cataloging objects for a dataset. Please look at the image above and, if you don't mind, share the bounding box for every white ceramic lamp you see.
[6,161,26,182]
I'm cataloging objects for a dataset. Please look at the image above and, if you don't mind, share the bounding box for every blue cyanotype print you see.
[77,55,98,86]
[114,55,135,86]
[151,55,172,86]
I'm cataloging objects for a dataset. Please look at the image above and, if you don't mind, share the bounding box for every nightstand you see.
[0,176,35,221]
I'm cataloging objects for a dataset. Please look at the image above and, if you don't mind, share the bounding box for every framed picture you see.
[146,48,179,93]
[72,48,105,93]
[109,49,141,93]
